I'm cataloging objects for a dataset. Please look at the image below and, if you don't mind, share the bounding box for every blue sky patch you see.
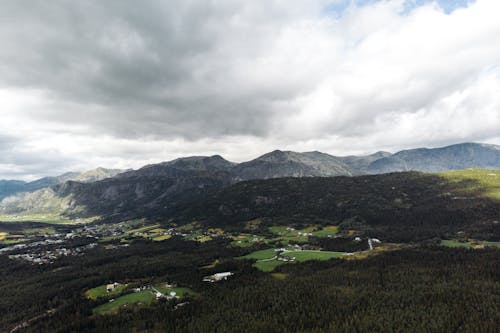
[324,0,475,17]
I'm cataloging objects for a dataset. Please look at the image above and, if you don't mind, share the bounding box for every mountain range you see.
[1,142,500,220]
[0,168,125,201]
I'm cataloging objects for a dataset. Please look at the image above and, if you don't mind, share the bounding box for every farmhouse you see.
[277,255,295,262]
[106,282,119,292]
[203,272,234,282]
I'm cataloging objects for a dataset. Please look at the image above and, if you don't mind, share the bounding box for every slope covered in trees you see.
[1,242,497,333]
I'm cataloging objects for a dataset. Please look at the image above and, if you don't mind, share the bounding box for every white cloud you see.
[0,0,499,179]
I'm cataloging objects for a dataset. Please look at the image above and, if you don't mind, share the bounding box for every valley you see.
[0,158,499,332]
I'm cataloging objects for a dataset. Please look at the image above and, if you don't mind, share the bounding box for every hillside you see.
[167,170,500,242]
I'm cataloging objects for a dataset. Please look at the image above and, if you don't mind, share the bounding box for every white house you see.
[203,272,234,282]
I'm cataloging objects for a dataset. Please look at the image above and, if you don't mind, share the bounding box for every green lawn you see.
[86,284,128,300]
[440,240,471,248]
[254,260,285,272]
[93,290,155,315]
[291,250,345,261]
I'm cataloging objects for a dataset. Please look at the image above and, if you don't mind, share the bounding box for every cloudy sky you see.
[1,0,499,180]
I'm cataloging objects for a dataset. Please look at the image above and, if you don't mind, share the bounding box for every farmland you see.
[0,213,99,225]
[267,225,339,244]
[89,282,196,315]
[93,290,155,315]
[86,284,128,301]
[240,247,347,272]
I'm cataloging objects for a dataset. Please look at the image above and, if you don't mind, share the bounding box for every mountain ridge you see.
[0,168,126,201]
[1,142,500,221]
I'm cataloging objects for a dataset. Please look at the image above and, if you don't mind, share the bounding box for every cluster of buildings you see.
[8,243,97,264]
[0,238,64,255]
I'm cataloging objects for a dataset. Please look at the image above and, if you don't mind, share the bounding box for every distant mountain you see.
[72,167,126,183]
[23,172,81,192]
[164,155,236,172]
[368,143,500,173]
[2,142,500,221]
[118,155,235,179]
[0,159,233,219]
[0,168,125,201]
[339,151,392,175]
[0,180,26,200]
[231,150,353,180]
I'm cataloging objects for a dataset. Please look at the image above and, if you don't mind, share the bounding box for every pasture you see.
[240,247,346,272]
[86,284,128,301]
[93,290,155,315]
[440,168,500,200]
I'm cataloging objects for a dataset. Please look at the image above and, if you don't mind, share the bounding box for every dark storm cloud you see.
[0,0,313,139]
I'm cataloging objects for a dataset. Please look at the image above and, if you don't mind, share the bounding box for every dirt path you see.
[9,309,56,333]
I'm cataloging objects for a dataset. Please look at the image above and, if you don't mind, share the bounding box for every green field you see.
[93,290,155,314]
[152,234,172,241]
[268,225,338,242]
[241,248,277,260]
[86,284,128,300]
[231,234,266,247]
[440,169,500,200]
[0,231,29,245]
[311,226,338,237]
[0,213,99,225]
[126,224,161,235]
[0,238,29,245]
[441,239,500,249]
[240,248,346,272]
[292,250,345,261]
[22,227,56,235]
[253,259,286,272]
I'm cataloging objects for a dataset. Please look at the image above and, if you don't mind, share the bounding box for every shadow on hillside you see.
[166,172,500,242]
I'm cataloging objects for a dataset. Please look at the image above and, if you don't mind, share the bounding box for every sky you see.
[1,0,499,180]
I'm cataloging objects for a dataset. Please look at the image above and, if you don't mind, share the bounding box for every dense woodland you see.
[0,239,498,333]
[164,173,500,242]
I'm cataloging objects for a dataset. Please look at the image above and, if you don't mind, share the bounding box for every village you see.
[1,218,388,268]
